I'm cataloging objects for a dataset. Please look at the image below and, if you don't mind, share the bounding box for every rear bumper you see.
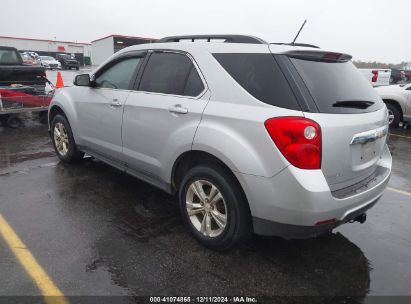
[236,144,392,238]
[64,63,79,67]
[253,197,380,239]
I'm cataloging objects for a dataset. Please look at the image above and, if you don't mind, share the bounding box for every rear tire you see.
[178,165,251,250]
[386,103,401,127]
[51,114,84,163]
[6,115,22,128]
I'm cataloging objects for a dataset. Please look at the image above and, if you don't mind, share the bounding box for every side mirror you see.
[74,74,91,86]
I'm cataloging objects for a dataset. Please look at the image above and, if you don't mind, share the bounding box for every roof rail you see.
[157,35,267,44]
[271,42,320,49]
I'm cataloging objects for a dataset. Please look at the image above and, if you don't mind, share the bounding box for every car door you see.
[75,53,144,166]
[122,51,209,188]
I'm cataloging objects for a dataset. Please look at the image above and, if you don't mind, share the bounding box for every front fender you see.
[49,87,82,143]
[380,93,407,113]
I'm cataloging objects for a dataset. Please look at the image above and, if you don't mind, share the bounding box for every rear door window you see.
[213,53,301,110]
[139,52,204,97]
[290,58,384,114]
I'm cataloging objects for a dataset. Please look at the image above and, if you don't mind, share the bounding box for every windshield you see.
[59,55,72,60]
[0,49,21,65]
[41,56,55,61]
[291,58,384,114]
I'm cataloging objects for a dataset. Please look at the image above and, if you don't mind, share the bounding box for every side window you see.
[139,52,204,96]
[95,57,142,90]
[213,53,300,110]
[184,66,205,96]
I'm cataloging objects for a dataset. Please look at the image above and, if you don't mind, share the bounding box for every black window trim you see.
[91,50,147,91]
[134,49,208,99]
[274,54,319,113]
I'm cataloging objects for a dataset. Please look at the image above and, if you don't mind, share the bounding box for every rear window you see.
[213,53,301,110]
[291,58,384,114]
[0,49,21,65]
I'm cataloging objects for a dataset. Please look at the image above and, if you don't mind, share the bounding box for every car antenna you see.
[291,19,307,46]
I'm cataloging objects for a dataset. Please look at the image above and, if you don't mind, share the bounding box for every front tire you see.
[51,114,84,163]
[178,165,251,250]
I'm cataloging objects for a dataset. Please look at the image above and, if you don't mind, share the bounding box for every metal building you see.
[0,36,92,65]
[91,34,156,66]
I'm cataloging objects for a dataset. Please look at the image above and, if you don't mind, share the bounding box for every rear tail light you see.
[371,70,378,82]
[264,117,322,169]
[315,218,336,226]
[322,52,342,61]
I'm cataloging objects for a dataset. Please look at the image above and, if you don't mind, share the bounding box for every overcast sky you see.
[2,0,410,63]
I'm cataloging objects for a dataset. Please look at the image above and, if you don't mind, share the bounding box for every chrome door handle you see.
[110,99,122,108]
[168,104,188,114]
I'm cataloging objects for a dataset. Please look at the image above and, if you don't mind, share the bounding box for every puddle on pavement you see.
[0,114,54,169]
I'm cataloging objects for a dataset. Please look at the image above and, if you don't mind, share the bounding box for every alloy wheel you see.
[53,122,69,156]
[186,180,228,238]
[388,109,395,125]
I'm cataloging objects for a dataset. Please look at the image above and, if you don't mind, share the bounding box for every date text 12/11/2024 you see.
[149,297,258,303]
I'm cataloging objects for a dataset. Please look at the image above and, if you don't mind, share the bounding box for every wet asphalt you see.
[0,90,410,302]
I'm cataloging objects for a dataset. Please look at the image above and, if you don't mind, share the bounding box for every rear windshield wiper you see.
[332,100,375,109]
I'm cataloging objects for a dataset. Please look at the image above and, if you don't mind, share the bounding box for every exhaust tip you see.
[351,213,367,224]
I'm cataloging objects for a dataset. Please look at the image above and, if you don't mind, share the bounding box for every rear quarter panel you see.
[193,100,303,178]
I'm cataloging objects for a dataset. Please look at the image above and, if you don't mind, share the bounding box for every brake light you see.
[264,117,322,169]
[315,218,336,226]
[322,52,342,61]
[371,70,378,82]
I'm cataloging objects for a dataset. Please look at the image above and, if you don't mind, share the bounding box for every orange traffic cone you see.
[55,71,64,89]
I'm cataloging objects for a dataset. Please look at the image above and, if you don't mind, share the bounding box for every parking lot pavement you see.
[0,116,410,300]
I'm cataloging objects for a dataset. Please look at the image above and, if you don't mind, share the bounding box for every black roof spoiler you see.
[271,42,320,49]
[157,35,267,44]
[284,50,352,62]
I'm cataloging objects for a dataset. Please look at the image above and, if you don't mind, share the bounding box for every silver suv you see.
[49,35,392,249]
